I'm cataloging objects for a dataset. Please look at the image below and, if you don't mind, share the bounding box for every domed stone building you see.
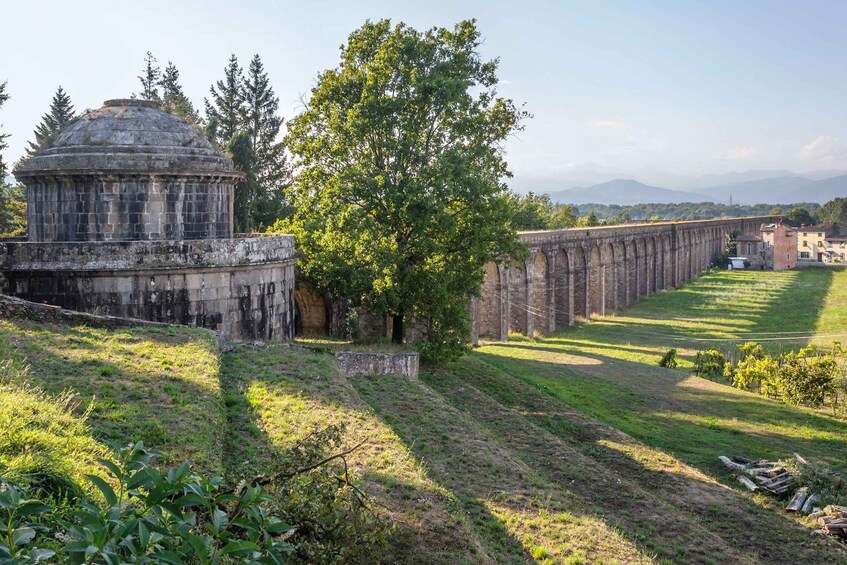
[1,99,296,341]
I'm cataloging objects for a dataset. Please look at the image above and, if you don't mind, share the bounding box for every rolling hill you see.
[548,179,713,205]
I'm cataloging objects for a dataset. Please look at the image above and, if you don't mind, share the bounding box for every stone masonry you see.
[473,215,780,342]
[3,99,296,341]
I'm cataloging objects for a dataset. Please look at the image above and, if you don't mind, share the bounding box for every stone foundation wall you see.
[334,350,419,378]
[0,236,296,342]
[0,293,172,330]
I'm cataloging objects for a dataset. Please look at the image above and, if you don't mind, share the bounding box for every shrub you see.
[0,437,389,563]
[658,349,677,369]
[694,349,726,379]
[770,349,838,407]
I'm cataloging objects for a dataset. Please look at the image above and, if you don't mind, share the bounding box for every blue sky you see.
[2,0,846,189]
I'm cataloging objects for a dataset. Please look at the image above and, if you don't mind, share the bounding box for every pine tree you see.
[160,61,199,124]
[27,86,76,156]
[136,51,161,101]
[204,54,245,148]
[241,54,291,227]
[0,81,9,179]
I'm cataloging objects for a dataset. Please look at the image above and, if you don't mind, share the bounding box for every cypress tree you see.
[204,54,245,149]
[0,81,9,178]
[160,61,199,124]
[27,86,76,156]
[241,54,291,227]
[137,51,161,101]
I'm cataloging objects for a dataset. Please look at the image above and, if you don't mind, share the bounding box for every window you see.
[803,240,808,247]
[803,232,808,236]
[787,253,791,260]
[801,251,810,259]
[745,243,752,255]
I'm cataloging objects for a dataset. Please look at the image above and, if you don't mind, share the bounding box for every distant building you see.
[797,222,847,264]
[760,222,797,270]
[735,234,765,269]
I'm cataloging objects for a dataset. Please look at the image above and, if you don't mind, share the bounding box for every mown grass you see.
[4,268,847,563]
[0,319,225,474]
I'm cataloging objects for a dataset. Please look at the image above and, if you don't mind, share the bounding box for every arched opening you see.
[614,241,626,307]
[554,248,572,328]
[573,246,588,320]
[589,244,603,317]
[603,242,616,313]
[636,238,647,298]
[625,240,637,304]
[655,236,665,290]
[478,262,503,339]
[508,260,528,335]
[529,252,549,335]
[294,285,329,336]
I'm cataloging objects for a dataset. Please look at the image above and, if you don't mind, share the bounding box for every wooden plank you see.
[801,494,819,514]
[786,487,808,512]
[738,476,758,491]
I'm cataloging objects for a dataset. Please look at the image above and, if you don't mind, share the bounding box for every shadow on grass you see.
[436,353,847,563]
[220,344,533,564]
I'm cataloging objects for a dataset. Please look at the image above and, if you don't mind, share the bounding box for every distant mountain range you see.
[546,172,847,205]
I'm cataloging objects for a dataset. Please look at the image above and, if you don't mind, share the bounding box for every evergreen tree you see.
[160,61,199,124]
[241,54,290,201]
[227,131,260,233]
[27,86,76,156]
[0,81,9,179]
[136,51,161,101]
[204,54,245,148]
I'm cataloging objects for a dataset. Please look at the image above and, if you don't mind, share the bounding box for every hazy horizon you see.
[3,0,847,192]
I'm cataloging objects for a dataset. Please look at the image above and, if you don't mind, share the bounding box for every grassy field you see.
[3,268,847,562]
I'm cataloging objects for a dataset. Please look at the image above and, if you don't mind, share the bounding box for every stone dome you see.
[14,99,239,177]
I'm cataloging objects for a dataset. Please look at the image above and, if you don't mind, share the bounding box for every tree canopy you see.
[27,86,76,156]
[281,19,528,354]
[818,198,847,224]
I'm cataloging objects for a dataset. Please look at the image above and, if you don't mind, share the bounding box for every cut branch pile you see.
[718,453,847,541]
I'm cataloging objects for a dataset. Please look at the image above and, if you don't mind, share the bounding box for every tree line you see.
[1,51,291,234]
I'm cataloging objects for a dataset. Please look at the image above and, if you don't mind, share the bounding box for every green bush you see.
[658,349,677,369]
[694,349,726,379]
[0,437,388,563]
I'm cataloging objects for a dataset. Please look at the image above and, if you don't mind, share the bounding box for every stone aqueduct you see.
[470,216,777,342]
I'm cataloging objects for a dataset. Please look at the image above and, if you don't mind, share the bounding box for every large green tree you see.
[241,54,291,227]
[160,61,199,124]
[204,55,245,149]
[27,86,76,155]
[283,19,527,353]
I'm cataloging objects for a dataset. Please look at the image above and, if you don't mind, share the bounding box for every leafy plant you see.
[0,434,388,563]
[694,349,726,379]
[658,349,677,369]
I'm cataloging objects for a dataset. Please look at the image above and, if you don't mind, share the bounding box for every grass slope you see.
[3,268,847,563]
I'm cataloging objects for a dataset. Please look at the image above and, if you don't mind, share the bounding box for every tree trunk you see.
[392,312,404,344]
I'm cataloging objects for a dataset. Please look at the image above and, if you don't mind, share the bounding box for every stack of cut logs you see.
[810,505,847,538]
[718,455,797,494]
[718,453,846,540]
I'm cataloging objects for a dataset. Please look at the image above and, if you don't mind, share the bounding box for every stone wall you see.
[334,350,419,378]
[25,174,235,242]
[0,293,172,330]
[0,236,296,341]
[476,216,779,340]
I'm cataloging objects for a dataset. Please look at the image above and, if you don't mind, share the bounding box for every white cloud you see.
[800,136,846,162]
[591,120,628,129]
